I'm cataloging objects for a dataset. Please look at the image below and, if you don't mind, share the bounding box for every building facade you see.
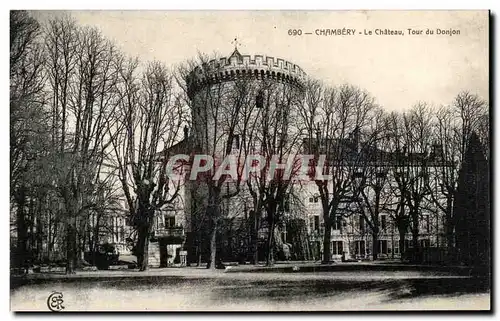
[178,48,307,265]
[300,136,452,262]
[142,48,454,266]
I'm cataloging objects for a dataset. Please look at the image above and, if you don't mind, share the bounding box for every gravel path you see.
[11,264,490,311]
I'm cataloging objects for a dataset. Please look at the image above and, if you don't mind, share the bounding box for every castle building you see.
[150,48,307,266]
[145,48,453,266]
[301,136,452,262]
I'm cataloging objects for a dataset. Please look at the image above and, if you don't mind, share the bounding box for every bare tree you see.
[246,79,304,266]
[177,53,256,269]
[44,18,122,273]
[383,111,412,259]
[351,108,391,261]
[453,91,488,162]
[10,10,48,270]
[300,82,378,263]
[425,91,488,253]
[107,59,185,271]
[399,103,434,254]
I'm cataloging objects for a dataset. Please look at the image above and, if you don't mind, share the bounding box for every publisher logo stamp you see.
[47,292,64,312]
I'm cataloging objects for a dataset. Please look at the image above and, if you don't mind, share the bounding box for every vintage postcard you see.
[10,10,490,311]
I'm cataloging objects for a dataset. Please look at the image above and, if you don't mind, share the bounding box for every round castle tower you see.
[186,48,306,157]
[183,49,307,264]
[186,48,306,100]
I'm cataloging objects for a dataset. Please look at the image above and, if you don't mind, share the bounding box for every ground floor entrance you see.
[148,235,186,267]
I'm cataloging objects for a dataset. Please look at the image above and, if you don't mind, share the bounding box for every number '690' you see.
[288,29,302,36]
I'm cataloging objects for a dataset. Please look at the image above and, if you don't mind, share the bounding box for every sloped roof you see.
[229,48,243,61]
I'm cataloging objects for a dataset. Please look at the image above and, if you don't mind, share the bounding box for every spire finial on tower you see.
[231,37,241,50]
[229,37,243,62]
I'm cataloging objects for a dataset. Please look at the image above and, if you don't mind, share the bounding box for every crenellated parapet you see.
[186,51,306,98]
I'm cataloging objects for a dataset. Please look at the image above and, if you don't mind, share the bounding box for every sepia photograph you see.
[9,10,490,311]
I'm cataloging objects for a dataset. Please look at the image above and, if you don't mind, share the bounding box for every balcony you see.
[151,226,185,243]
[155,226,184,237]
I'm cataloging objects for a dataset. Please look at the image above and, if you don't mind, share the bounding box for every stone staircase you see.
[148,241,161,268]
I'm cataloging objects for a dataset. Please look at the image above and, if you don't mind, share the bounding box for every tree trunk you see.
[250,210,259,265]
[65,189,81,274]
[208,219,217,270]
[197,245,202,267]
[141,236,150,271]
[15,186,28,271]
[35,200,43,263]
[65,220,77,274]
[411,210,420,263]
[266,217,276,267]
[92,215,101,265]
[76,218,87,268]
[252,241,259,265]
[409,206,419,249]
[322,217,332,263]
[47,209,52,262]
[445,198,454,249]
[399,228,406,261]
[77,235,85,268]
[205,185,221,270]
[196,226,202,266]
[412,226,419,249]
[136,223,150,271]
[372,230,379,261]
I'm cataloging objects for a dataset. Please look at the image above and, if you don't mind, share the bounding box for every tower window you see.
[231,134,240,149]
[423,214,430,233]
[355,240,365,256]
[314,215,320,231]
[378,240,388,254]
[381,214,387,231]
[333,215,342,231]
[256,90,264,108]
[359,215,365,233]
[165,216,175,228]
[332,241,343,255]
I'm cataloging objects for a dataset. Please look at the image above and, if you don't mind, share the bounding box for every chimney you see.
[183,126,189,140]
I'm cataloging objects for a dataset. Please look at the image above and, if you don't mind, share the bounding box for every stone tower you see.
[186,48,306,154]
[183,49,306,264]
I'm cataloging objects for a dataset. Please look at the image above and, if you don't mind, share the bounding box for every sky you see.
[33,10,489,112]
